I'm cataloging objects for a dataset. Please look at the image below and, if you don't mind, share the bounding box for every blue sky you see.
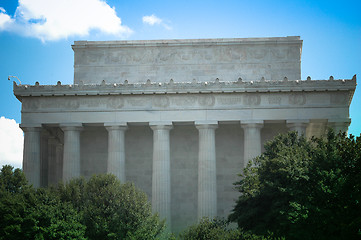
[0,0,360,168]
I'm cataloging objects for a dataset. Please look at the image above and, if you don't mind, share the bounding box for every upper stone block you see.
[72,36,302,84]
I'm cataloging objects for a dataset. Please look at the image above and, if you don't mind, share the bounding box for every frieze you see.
[247,47,268,60]
[127,97,147,107]
[289,93,306,105]
[244,94,261,106]
[65,98,80,109]
[217,95,242,105]
[268,95,282,105]
[22,98,40,110]
[171,95,197,107]
[106,97,124,109]
[78,98,104,108]
[80,45,296,66]
[20,90,351,113]
[152,95,170,108]
[270,48,287,60]
[330,92,349,105]
[198,95,215,107]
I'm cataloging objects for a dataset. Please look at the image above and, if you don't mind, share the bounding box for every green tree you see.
[28,189,87,240]
[54,174,166,240]
[229,131,361,239]
[0,165,35,239]
[180,217,280,240]
[0,165,86,240]
[0,165,28,193]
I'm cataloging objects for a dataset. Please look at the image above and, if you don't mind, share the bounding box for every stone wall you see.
[72,37,302,84]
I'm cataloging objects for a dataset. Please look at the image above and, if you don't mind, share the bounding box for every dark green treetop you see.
[229,131,361,240]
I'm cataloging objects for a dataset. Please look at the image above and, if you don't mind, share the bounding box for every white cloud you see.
[142,14,172,30]
[0,117,23,169]
[0,7,13,29]
[0,0,133,41]
[142,14,162,25]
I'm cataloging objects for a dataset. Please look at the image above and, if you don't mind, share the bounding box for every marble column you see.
[195,121,218,220]
[40,130,49,187]
[20,124,42,188]
[287,120,309,136]
[241,121,263,167]
[47,136,58,185]
[55,142,64,183]
[150,122,173,228]
[328,119,351,134]
[61,124,83,182]
[105,123,127,183]
[307,121,328,138]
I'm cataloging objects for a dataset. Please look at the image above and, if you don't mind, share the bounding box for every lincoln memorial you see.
[13,36,356,232]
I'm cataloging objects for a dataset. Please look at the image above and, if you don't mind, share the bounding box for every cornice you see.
[72,36,302,49]
[13,76,356,101]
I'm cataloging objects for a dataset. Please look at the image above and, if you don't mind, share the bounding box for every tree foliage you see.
[229,131,361,240]
[0,165,85,240]
[0,166,167,240]
[180,217,281,240]
[53,174,166,240]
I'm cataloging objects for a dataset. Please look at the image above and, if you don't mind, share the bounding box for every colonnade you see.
[20,119,349,227]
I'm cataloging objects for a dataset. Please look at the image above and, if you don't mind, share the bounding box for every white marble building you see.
[14,36,356,232]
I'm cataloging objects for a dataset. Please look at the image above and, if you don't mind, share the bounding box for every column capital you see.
[327,118,351,125]
[327,118,351,133]
[104,122,127,127]
[195,121,218,130]
[241,120,264,129]
[20,123,42,132]
[287,120,309,136]
[286,119,310,124]
[60,123,83,132]
[105,122,128,131]
[149,121,173,130]
[287,119,309,128]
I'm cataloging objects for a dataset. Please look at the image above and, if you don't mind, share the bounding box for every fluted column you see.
[40,130,49,187]
[61,124,83,182]
[47,136,63,185]
[150,122,173,228]
[20,124,42,188]
[55,142,63,183]
[307,121,328,138]
[195,121,218,220]
[241,121,263,166]
[328,119,351,134]
[105,123,128,183]
[47,136,58,185]
[287,120,309,136]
